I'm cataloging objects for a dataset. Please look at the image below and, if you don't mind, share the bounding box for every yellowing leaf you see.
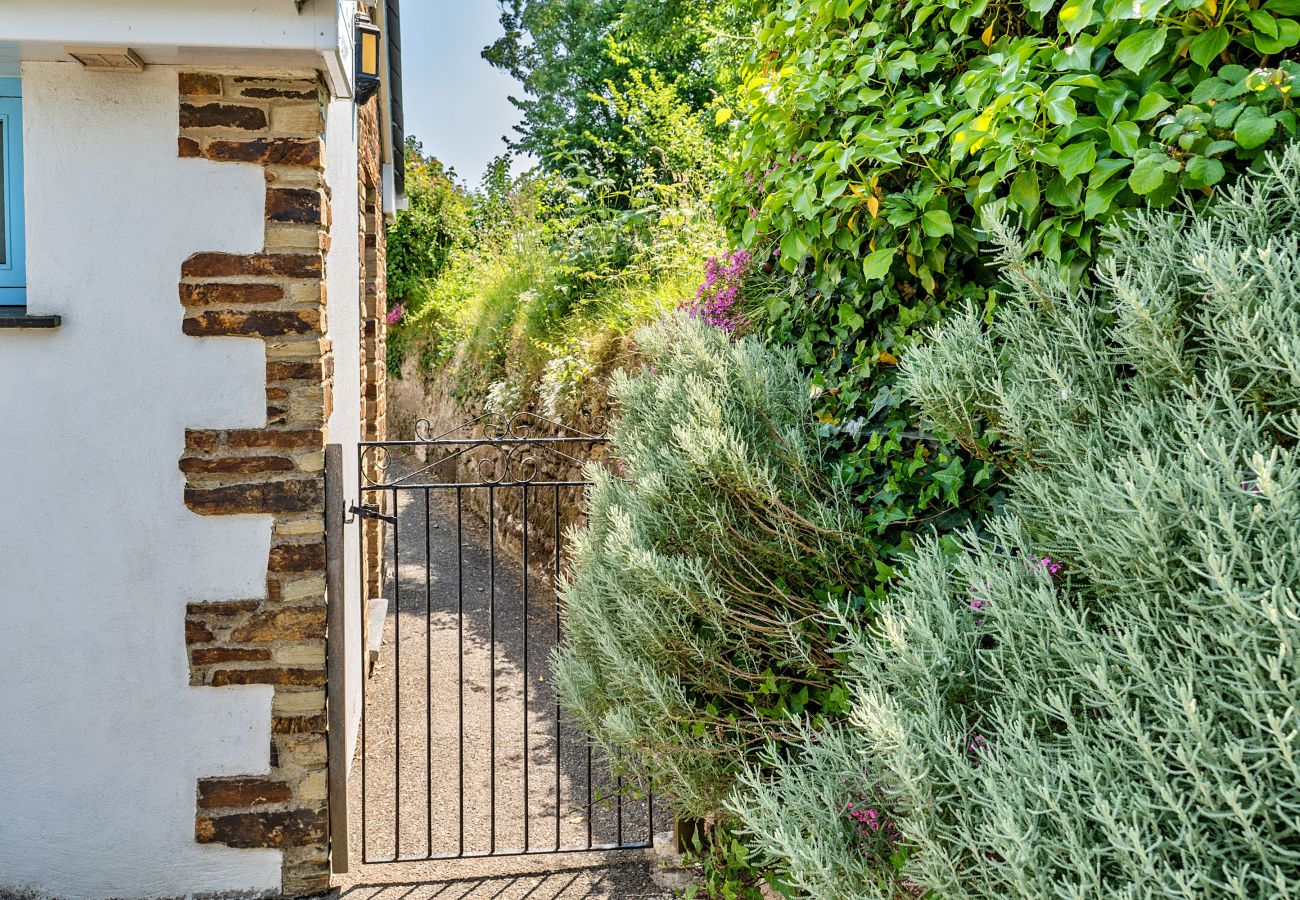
[714,107,734,126]
[867,195,880,218]
[981,23,994,46]
[877,350,899,366]
[849,183,866,197]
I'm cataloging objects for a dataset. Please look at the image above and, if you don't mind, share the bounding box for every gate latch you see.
[347,503,397,525]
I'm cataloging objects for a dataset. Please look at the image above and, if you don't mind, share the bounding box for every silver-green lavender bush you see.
[552,315,872,816]
[735,145,1300,898]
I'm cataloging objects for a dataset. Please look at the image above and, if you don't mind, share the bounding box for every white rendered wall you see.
[322,94,367,765]
[0,63,282,898]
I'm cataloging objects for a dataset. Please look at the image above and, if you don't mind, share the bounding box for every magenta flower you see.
[1032,556,1063,577]
[385,303,405,326]
[679,249,752,334]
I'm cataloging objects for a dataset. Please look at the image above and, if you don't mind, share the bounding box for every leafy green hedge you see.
[716,0,1299,569]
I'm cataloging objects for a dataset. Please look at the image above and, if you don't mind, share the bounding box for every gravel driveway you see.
[334,480,672,898]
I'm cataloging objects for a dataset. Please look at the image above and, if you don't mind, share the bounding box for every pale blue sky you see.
[400,1,536,187]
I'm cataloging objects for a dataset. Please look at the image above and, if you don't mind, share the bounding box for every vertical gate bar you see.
[393,486,401,861]
[456,484,465,858]
[325,445,349,874]
[585,742,593,850]
[553,483,561,851]
[648,788,655,843]
[358,452,368,863]
[424,487,433,860]
[583,483,593,852]
[617,774,624,846]
[522,483,530,852]
[488,483,497,854]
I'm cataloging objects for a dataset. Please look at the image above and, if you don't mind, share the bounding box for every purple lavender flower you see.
[385,303,405,326]
[1032,556,1062,577]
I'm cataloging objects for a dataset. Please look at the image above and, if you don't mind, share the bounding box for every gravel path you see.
[335,482,671,898]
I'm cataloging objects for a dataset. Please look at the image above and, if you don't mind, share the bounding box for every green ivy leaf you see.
[1046,92,1079,126]
[1010,166,1040,215]
[1108,121,1141,156]
[1186,155,1226,185]
[1114,28,1167,73]
[921,209,954,237]
[837,302,865,331]
[1234,109,1278,149]
[1058,0,1096,37]
[1247,10,1281,38]
[861,246,897,281]
[1190,27,1230,68]
[779,229,810,264]
[1058,140,1098,182]
[1129,156,1171,194]
[1134,91,1172,120]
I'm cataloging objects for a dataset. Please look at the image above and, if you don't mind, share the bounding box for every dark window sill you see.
[0,309,62,329]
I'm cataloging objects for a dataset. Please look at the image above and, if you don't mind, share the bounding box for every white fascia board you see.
[1,0,358,97]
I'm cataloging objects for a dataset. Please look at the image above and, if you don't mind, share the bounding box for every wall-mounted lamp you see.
[355,11,381,104]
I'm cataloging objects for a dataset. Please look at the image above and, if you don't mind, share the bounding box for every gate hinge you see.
[347,503,397,525]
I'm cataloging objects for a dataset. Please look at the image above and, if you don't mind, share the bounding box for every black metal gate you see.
[351,413,655,864]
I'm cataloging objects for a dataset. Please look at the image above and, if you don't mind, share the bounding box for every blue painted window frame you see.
[0,77,26,307]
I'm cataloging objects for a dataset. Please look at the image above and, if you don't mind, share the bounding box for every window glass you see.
[0,125,7,267]
[0,79,24,306]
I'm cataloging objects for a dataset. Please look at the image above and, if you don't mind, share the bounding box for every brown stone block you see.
[272,714,328,735]
[179,73,223,97]
[197,776,293,810]
[182,252,321,279]
[266,361,318,381]
[183,309,320,338]
[180,102,267,131]
[185,619,215,644]
[266,188,323,225]
[205,138,322,167]
[185,478,323,516]
[188,599,261,616]
[191,646,272,666]
[225,429,323,450]
[230,606,326,642]
[268,542,326,573]
[237,86,318,100]
[210,667,325,687]
[179,455,298,477]
[184,430,222,452]
[195,807,326,849]
[178,136,202,158]
[179,282,284,307]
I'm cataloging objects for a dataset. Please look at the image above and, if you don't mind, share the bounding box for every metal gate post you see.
[325,444,350,875]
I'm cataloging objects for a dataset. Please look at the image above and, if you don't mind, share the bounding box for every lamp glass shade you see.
[360,30,380,79]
